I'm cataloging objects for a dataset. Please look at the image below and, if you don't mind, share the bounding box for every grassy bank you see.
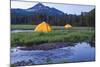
[11,25,34,30]
[11,30,94,47]
[11,25,94,30]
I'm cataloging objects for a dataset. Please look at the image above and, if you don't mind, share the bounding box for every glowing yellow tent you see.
[64,24,72,29]
[34,21,52,32]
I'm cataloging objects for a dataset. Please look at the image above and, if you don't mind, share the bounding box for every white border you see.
[0,0,97,67]
[0,0,10,67]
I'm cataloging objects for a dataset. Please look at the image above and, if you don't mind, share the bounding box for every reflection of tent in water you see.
[64,24,72,29]
[34,21,52,32]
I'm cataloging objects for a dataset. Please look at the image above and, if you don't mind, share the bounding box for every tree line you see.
[11,9,95,27]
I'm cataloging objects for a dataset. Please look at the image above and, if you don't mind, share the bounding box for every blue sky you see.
[11,1,95,15]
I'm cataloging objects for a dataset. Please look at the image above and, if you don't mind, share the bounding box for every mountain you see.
[11,3,66,24]
[28,3,47,10]
[26,3,64,16]
[11,3,64,16]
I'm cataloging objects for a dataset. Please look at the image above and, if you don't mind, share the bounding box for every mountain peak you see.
[29,3,45,9]
[26,3,64,15]
[35,3,44,7]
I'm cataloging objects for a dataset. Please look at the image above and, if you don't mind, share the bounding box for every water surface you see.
[11,30,33,33]
[11,42,95,65]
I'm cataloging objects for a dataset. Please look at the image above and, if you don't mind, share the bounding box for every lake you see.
[11,42,95,65]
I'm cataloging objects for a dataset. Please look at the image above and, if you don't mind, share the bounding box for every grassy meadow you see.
[11,25,95,47]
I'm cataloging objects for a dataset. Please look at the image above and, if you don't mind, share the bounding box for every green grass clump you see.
[11,29,94,47]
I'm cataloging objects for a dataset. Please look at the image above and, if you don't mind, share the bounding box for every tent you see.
[34,21,52,32]
[64,24,72,29]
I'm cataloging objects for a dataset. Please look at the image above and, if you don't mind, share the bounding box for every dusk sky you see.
[11,1,95,15]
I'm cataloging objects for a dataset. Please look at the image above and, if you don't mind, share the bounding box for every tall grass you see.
[11,30,94,47]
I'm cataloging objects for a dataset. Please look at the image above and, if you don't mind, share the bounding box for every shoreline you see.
[15,42,73,50]
[11,42,95,50]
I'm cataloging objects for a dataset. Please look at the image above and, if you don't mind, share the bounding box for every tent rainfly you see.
[64,24,72,29]
[34,21,51,32]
